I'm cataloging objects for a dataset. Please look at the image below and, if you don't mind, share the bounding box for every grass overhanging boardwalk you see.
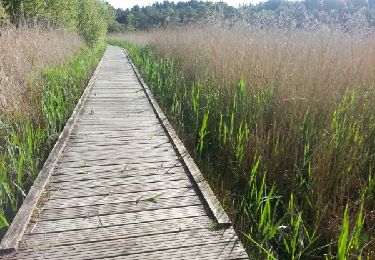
[2,46,248,259]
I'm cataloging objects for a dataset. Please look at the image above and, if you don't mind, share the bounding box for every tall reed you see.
[0,25,84,119]
[108,25,375,258]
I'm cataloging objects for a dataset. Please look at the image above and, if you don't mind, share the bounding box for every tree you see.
[77,0,108,46]
[104,1,122,32]
[1,0,78,28]
[1,0,22,24]
[127,13,134,29]
[21,0,45,21]
[0,1,8,24]
[44,0,78,29]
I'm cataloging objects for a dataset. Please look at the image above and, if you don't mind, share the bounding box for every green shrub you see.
[0,2,8,24]
[77,0,108,47]
[1,0,114,45]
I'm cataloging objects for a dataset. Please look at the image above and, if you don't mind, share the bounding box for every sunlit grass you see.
[0,28,105,236]
[108,29,375,258]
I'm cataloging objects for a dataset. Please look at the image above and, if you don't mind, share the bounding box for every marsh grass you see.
[0,25,105,236]
[108,25,375,258]
[0,25,84,119]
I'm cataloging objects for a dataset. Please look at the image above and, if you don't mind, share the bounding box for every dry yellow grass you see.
[0,25,104,240]
[111,26,375,98]
[110,25,375,256]
[0,25,84,119]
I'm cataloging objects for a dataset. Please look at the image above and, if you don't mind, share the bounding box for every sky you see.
[106,0,262,10]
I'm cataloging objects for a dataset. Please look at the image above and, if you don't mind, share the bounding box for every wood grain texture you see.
[1,46,248,259]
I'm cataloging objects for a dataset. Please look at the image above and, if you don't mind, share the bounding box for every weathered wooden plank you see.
[26,205,207,234]
[71,127,165,134]
[64,142,173,153]
[54,160,183,172]
[84,98,151,102]
[69,136,168,144]
[84,100,151,103]
[59,154,178,165]
[61,150,175,159]
[46,178,191,197]
[38,195,202,221]
[103,242,248,260]
[70,130,166,137]
[70,136,167,144]
[48,173,188,190]
[49,169,187,185]
[51,164,184,180]
[60,148,176,158]
[71,130,166,137]
[41,187,197,210]
[22,216,212,247]
[68,137,170,145]
[77,118,158,124]
[52,165,185,179]
[15,228,242,259]
[77,118,160,124]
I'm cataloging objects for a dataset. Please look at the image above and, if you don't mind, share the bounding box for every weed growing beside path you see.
[108,32,375,258]
[0,26,84,119]
[0,27,105,236]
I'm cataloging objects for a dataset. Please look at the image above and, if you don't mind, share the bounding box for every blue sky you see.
[106,0,262,10]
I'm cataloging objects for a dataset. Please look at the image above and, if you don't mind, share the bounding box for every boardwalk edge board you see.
[0,49,106,254]
[124,48,231,224]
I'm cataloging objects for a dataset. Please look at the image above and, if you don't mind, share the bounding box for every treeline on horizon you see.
[115,0,375,30]
[2,0,375,32]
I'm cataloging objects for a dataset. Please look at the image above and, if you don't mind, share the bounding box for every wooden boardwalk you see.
[2,46,248,259]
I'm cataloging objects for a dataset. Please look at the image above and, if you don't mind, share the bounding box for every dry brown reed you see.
[0,25,84,120]
[111,25,375,100]
[110,25,375,255]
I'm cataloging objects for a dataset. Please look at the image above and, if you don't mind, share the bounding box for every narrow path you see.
[6,46,248,259]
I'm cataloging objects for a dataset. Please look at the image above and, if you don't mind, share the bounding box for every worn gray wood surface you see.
[3,46,248,259]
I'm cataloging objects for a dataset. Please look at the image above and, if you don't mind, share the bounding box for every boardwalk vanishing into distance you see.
[1,46,248,259]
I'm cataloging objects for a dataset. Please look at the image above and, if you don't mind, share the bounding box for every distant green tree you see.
[112,0,375,30]
[127,13,134,29]
[104,1,123,32]
[1,0,78,28]
[21,0,45,20]
[116,9,134,29]
[0,1,8,23]
[77,0,108,46]
[114,1,240,30]
[1,0,22,24]
[44,0,78,29]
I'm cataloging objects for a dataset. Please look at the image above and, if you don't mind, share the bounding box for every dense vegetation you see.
[0,0,117,45]
[0,43,105,234]
[115,0,375,30]
[108,26,375,258]
[2,0,375,258]
[0,0,111,237]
